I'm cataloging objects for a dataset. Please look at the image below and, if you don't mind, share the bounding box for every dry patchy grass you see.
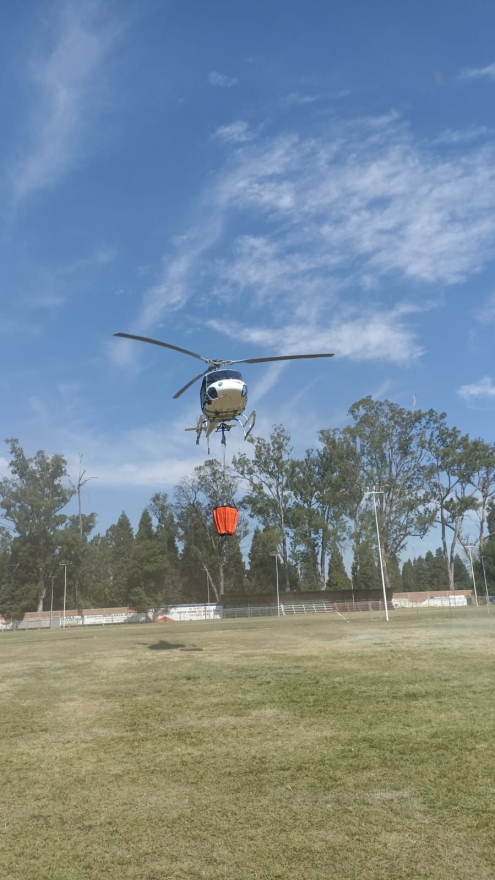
[1,610,494,879]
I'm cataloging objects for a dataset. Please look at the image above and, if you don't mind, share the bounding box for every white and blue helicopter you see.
[115,332,334,451]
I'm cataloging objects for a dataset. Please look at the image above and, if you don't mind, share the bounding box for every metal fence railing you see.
[2,597,492,631]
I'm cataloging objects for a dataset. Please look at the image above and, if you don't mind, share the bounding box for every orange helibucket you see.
[212,506,239,536]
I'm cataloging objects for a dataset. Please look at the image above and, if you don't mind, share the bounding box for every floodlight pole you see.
[466,546,479,607]
[364,488,389,622]
[50,576,54,628]
[270,552,280,617]
[206,570,210,618]
[480,556,490,613]
[60,563,68,628]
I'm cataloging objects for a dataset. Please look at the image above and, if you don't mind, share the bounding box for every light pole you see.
[60,563,68,628]
[50,576,54,628]
[466,546,479,607]
[270,551,280,617]
[364,488,389,622]
[481,556,490,613]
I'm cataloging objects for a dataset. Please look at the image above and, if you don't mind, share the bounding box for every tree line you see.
[0,396,494,616]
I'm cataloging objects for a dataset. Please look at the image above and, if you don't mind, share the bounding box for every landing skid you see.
[185,411,256,453]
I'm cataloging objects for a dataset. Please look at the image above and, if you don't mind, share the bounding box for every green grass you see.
[1,609,495,879]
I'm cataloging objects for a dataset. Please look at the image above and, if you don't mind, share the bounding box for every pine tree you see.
[106,513,135,606]
[454,554,472,589]
[487,503,495,541]
[326,547,352,590]
[351,542,380,590]
[429,548,450,591]
[412,555,429,591]
[401,559,415,592]
[223,537,246,594]
[247,528,279,593]
[387,555,402,591]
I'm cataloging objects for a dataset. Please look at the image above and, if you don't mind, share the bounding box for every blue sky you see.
[2,0,495,554]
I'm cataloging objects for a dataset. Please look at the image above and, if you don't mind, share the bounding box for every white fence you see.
[2,596,490,631]
[0,611,150,631]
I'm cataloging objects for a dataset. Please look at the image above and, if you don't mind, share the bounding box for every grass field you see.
[1,610,495,880]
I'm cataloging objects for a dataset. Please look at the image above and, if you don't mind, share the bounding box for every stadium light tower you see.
[363,488,389,622]
[59,562,69,628]
[466,545,479,607]
[270,551,280,617]
[480,556,490,613]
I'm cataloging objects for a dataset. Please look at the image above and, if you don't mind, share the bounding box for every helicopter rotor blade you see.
[114,333,208,363]
[231,353,334,365]
[173,370,210,400]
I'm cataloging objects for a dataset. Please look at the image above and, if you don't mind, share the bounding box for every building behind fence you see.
[0,589,482,630]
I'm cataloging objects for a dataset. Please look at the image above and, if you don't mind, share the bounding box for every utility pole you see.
[364,488,389,622]
[466,545,479,607]
[481,556,490,613]
[60,563,69,628]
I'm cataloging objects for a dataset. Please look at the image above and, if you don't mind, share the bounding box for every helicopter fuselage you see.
[114,331,333,452]
[200,369,248,422]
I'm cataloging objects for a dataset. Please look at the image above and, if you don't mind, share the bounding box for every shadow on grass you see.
[148,640,203,652]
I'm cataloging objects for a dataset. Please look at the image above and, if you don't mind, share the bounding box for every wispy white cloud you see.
[460,62,495,82]
[59,245,117,275]
[458,376,495,402]
[248,362,287,404]
[213,121,253,143]
[127,112,495,367]
[12,2,121,203]
[208,304,423,365]
[207,70,237,88]
[283,91,320,106]
[475,293,495,326]
[433,126,490,145]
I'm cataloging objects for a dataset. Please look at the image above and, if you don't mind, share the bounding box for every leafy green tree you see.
[233,426,294,592]
[427,422,481,589]
[291,432,360,589]
[0,440,74,611]
[351,541,380,590]
[0,529,27,618]
[326,547,352,590]
[469,442,495,548]
[346,398,436,591]
[57,513,96,610]
[175,459,247,601]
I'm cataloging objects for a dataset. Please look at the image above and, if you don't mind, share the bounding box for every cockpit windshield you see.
[207,370,242,383]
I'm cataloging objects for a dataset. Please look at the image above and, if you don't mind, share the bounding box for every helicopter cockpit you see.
[200,370,247,411]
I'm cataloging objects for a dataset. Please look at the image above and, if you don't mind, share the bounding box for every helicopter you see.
[114,332,334,451]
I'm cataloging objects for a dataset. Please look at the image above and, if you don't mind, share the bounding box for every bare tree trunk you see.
[37,582,46,613]
[69,455,97,540]
[439,501,455,590]
[381,550,391,590]
[202,564,220,602]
